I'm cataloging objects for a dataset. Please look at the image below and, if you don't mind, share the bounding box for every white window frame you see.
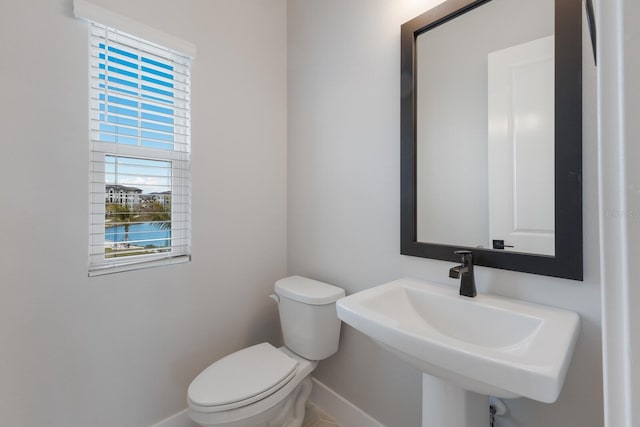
[75,0,196,275]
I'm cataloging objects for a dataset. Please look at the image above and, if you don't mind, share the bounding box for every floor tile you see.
[302,402,340,427]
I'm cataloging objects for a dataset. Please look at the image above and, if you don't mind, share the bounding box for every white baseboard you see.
[151,377,383,427]
[309,377,385,427]
[150,409,199,427]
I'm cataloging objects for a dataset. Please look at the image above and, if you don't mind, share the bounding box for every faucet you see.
[449,250,477,298]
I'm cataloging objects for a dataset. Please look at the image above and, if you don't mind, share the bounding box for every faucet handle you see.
[454,250,472,255]
[454,250,473,263]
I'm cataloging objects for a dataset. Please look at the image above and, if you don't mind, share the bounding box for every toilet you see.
[187,276,345,427]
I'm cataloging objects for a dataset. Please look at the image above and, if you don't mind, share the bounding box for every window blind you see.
[88,22,192,275]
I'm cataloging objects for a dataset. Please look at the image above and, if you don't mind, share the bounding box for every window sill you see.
[88,254,191,276]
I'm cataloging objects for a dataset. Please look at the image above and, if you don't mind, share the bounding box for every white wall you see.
[0,1,287,426]
[287,1,602,426]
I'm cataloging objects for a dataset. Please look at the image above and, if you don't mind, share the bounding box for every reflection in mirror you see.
[415,0,555,255]
[400,0,583,280]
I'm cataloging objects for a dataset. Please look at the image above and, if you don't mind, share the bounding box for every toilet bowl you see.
[188,345,316,427]
[187,276,345,427]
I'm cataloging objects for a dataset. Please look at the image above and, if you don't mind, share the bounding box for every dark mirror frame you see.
[400,0,583,280]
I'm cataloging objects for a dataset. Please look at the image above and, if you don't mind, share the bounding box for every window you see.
[86,20,193,275]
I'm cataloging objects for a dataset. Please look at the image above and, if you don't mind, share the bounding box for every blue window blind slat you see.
[107,76,138,89]
[107,85,139,97]
[107,65,138,79]
[141,66,173,80]
[141,112,174,125]
[141,56,174,71]
[107,45,139,60]
[142,103,172,115]
[107,105,138,117]
[141,130,174,142]
[107,95,138,108]
[142,93,173,105]
[141,75,173,88]
[141,85,173,98]
[108,115,137,127]
[142,121,173,133]
[107,55,139,70]
[100,124,138,137]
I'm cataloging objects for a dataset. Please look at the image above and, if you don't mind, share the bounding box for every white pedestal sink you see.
[336,278,580,426]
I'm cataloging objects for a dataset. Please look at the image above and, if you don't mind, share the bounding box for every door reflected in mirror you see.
[415,0,555,255]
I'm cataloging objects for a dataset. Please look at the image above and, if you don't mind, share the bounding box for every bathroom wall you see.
[287,1,602,426]
[0,1,287,426]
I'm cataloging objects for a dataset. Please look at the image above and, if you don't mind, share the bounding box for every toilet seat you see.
[188,343,298,412]
[188,346,318,426]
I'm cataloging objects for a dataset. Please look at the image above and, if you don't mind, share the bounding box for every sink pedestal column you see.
[422,374,489,427]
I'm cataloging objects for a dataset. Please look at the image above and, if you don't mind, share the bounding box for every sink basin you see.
[336,278,580,402]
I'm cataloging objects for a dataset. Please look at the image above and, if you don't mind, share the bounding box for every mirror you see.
[400,0,582,280]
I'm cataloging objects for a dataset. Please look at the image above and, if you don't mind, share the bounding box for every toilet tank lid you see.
[275,276,345,305]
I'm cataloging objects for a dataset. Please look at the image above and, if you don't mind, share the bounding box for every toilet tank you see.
[274,276,345,360]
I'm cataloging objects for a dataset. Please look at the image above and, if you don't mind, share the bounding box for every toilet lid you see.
[188,343,298,410]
